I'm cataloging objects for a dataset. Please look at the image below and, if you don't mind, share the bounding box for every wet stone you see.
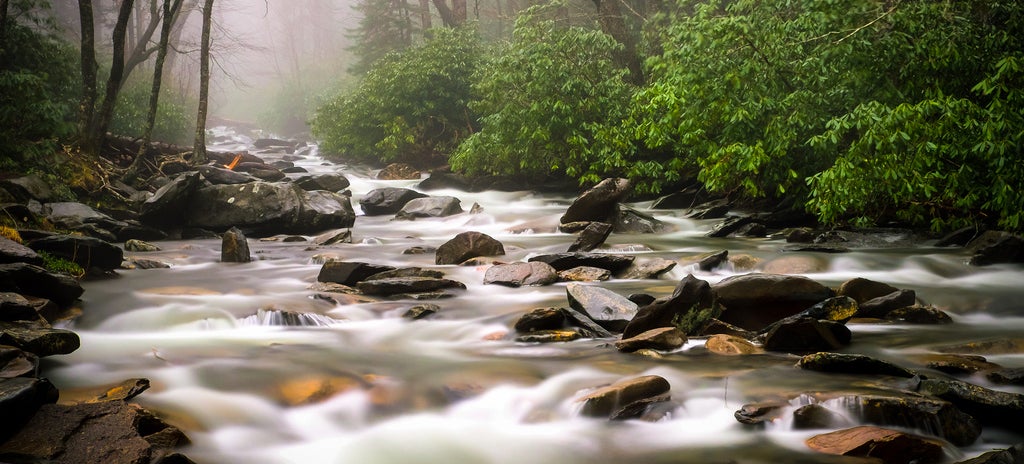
[514,308,565,333]
[796,352,916,378]
[356,277,466,297]
[566,221,612,253]
[402,304,440,320]
[986,367,1024,386]
[515,329,584,343]
[616,258,676,280]
[220,227,251,263]
[557,266,611,282]
[317,262,396,286]
[566,282,638,332]
[577,375,671,419]
[483,261,558,287]
[435,231,505,265]
[528,252,635,273]
[125,239,161,252]
[735,400,787,426]
[884,305,953,324]
[792,404,850,430]
[705,334,762,356]
[0,323,80,357]
[806,426,945,464]
[615,327,686,353]
[914,353,1000,376]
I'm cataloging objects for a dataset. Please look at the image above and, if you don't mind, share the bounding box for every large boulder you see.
[356,277,466,296]
[567,222,612,253]
[560,178,631,225]
[359,188,427,216]
[0,292,39,322]
[139,172,205,227]
[0,175,53,203]
[712,273,835,330]
[435,231,505,265]
[843,395,981,446]
[966,231,1024,266]
[294,190,356,232]
[396,196,463,219]
[185,181,303,231]
[613,207,673,234]
[197,165,254,185]
[566,283,638,332]
[27,234,123,272]
[761,317,850,353]
[918,378,1024,429]
[0,263,83,307]
[0,323,80,357]
[377,163,420,180]
[837,277,900,304]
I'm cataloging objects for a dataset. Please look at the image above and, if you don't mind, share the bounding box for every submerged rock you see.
[704,334,762,356]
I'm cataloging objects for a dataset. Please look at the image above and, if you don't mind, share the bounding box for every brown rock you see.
[806,426,945,464]
[376,163,421,180]
[705,334,762,356]
[220,227,251,263]
[560,178,631,225]
[615,327,686,353]
[435,231,505,265]
[577,375,671,418]
[837,278,900,304]
[713,273,835,330]
[483,262,558,287]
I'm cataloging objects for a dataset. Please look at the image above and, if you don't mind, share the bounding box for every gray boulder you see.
[566,222,612,252]
[27,234,123,272]
[197,165,254,185]
[359,188,427,216]
[293,173,350,192]
[0,237,41,266]
[0,263,83,307]
[483,262,558,287]
[220,227,251,263]
[396,196,463,219]
[713,273,835,330]
[566,282,638,332]
[560,178,631,225]
[139,172,205,227]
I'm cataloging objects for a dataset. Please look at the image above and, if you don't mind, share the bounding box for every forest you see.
[1,0,1022,232]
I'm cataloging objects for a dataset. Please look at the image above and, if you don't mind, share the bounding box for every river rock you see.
[796,352,915,378]
[617,258,676,280]
[25,234,123,273]
[577,375,671,418]
[0,377,58,442]
[885,304,953,324]
[734,400,787,426]
[566,283,638,332]
[696,250,729,272]
[914,353,1000,376]
[705,334,762,355]
[484,262,558,287]
[0,237,41,266]
[987,368,1024,386]
[248,167,287,182]
[124,239,160,252]
[293,173,350,192]
[622,275,719,339]
[402,304,440,320]
[528,253,634,273]
[377,163,420,180]
[516,328,586,343]
[561,307,615,338]
[185,181,301,230]
[0,322,80,357]
[560,178,631,225]
[792,404,851,430]
[759,296,859,336]
[956,444,1024,464]
[761,317,850,353]
[699,319,756,339]
[0,263,83,307]
[220,227,251,263]
[359,187,427,216]
[937,338,1024,355]
[966,231,1024,266]
[0,345,38,378]
[558,266,611,282]
[918,378,1024,428]
[396,196,463,219]
[317,262,396,286]
[687,199,731,220]
[713,273,835,330]
[139,171,205,226]
[838,278,900,304]
[435,231,504,265]
[842,395,981,446]
[253,138,295,149]
[613,207,672,234]
[615,327,686,353]
[418,171,472,191]
[857,289,917,318]
[0,401,190,464]
[294,190,357,232]
[0,174,53,202]
[706,216,755,238]
[356,277,466,296]
[0,292,38,322]
[567,222,612,252]
[197,165,254,185]
[806,426,945,464]
[514,307,565,333]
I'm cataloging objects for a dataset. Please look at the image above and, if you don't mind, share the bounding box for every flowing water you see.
[43,132,1024,463]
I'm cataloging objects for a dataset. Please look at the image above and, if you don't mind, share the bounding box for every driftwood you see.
[105,134,192,168]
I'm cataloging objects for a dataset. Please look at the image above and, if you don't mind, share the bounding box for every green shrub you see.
[110,74,195,146]
[311,26,482,167]
[451,9,634,185]
[38,251,85,278]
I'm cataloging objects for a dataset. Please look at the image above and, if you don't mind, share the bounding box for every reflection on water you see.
[45,141,1024,463]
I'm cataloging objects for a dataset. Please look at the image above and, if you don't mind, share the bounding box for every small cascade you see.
[238,309,341,327]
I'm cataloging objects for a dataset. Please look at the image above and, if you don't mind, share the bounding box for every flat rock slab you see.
[0,322,80,357]
[566,283,638,331]
[318,262,397,286]
[356,277,466,296]
[483,262,558,287]
[577,375,671,418]
[806,426,945,464]
[0,237,42,266]
[528,253,635,273]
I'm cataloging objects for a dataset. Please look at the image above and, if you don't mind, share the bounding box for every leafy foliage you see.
[0,19,78,171]
[38,250,85,279]
[110,74,195,146]
[450,9,634,184]
[312,26,482,167]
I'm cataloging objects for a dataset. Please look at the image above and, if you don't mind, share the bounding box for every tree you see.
[124,0,183,182]
[82,0,135,155]
[348,0,420,74]
[77,0,96,139]
[192,0,213,164]
[591,0,642,84]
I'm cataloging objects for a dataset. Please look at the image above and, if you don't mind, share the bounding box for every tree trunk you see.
[122,0,164,87]
[430,0,455,27]
[125,0,182,183]
[87,0,135,155]
[0,0,10,46]
[452,0,467,24]
[592,0,644,85]
[418,0,431,31]
[192,0,213,164]
[78,0,98,147]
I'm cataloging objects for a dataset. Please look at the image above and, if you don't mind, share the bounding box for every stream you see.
[43,131,1024,463]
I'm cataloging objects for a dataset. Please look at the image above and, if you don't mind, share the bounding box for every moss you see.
[0,225,22,243]
[673,303,724,336]
[38,250,84,278]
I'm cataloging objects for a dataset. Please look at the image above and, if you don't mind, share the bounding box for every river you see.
[44,133,1024,463]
